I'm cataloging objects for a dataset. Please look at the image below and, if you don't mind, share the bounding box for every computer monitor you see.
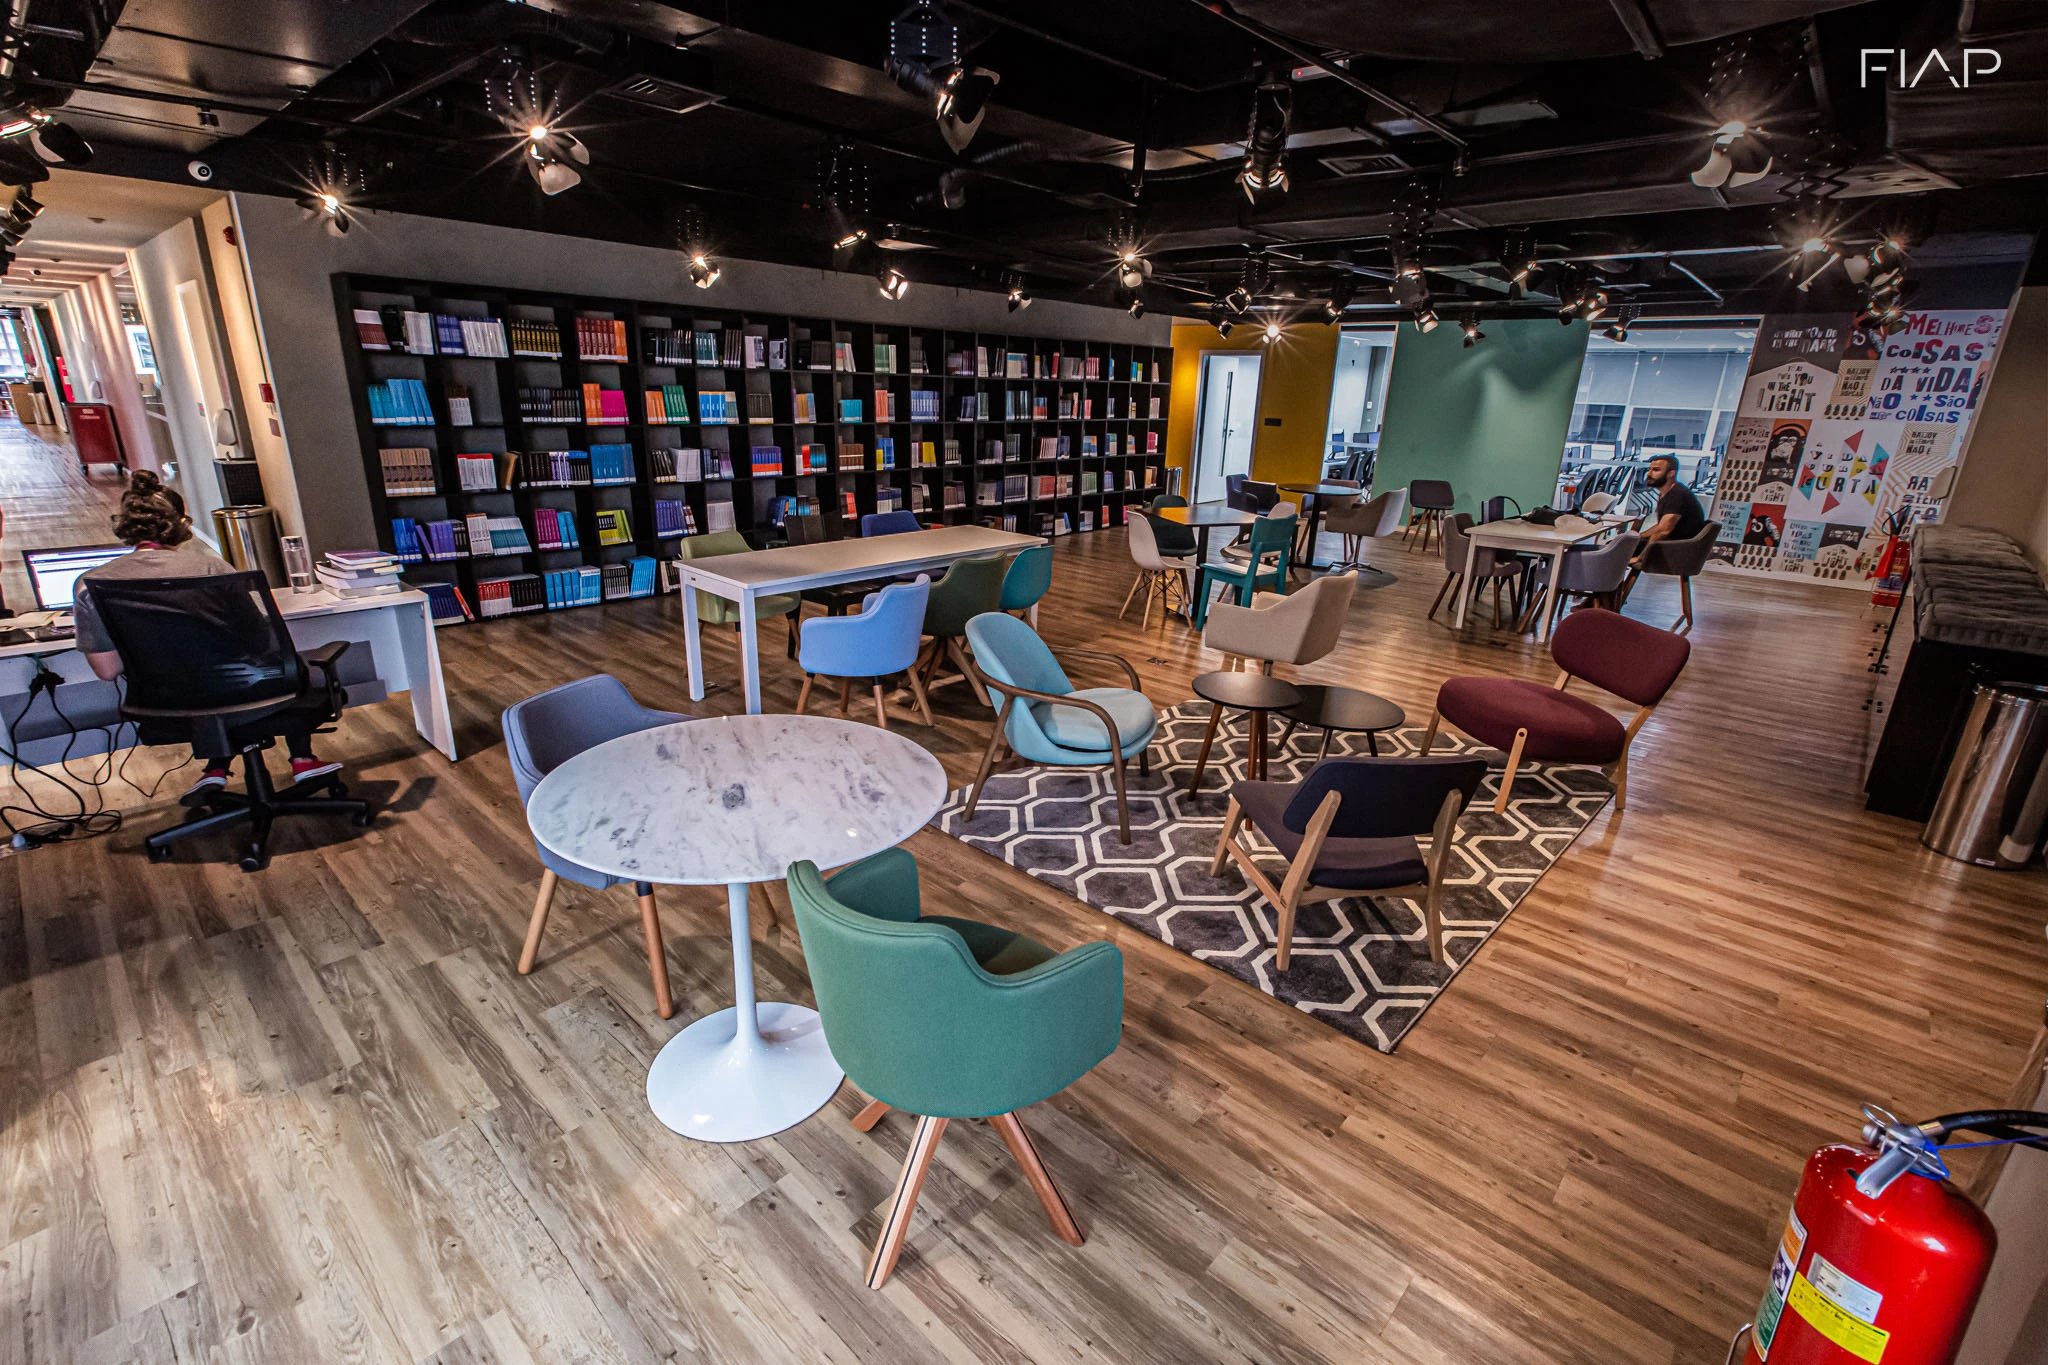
[23,544,133,611]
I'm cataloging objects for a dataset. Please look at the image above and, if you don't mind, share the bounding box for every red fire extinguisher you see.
[1730,1104,2048,1365]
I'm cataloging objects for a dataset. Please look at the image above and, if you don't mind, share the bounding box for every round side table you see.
[1186,670,1302,792]
[1278,684,1406,758]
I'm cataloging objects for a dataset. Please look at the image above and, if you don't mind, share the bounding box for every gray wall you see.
[228,192,1170,555]
[1947,285,2048,567]
[127,215,228,545]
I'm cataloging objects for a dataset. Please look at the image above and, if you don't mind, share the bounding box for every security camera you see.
[187,160,213,183]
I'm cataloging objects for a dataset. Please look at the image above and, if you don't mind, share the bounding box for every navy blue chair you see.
[863,510,921,537]
[506,674,689,1017]
[1212,755,1487,969]
[798,576,933,726]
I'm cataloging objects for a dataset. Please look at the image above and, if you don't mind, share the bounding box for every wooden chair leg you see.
[963,716,1008,821]
[1493,727,1529,815]
[1187,702,1224,794]
[1211,796,1244,874]
[1428,571,1459,621]
[866,1115,947,1289]
[873,684,889,730]
[1423,882,1446,965]
[1274,890,1300,971]
[517,869,558,974]
[904,665,935,726]
[838,676,853,716]
[795,674,814,716]
[1119,572,1145,620]
[1419,709,1441,754]
[948,638,992,707]
[989,1112,1083,1246]
[1027,603,1038,629]
[1610,747,1630,811]
[635,883,674,1019]
[1674,577,1694,634]
[851,1099,891,1132]
[1491,578,1503,628]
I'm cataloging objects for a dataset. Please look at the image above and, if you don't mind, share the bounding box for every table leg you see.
[1249,708,1268,780]
[682,572,705,702]
[738,588,763,714]
[644,881,845,1142]
[1365,731,1378,757]
[1452,534,1479,628]
[1533,549,1563,643]
[1187,702,1224,794]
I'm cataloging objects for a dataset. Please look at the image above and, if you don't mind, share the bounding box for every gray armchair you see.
[1202,571,1358,675]
[1630,523,1720,633]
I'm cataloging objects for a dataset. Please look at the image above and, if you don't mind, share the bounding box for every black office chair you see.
[88,571,374,871]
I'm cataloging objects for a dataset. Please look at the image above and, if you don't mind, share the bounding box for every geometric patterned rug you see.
[934,700,1613,1052]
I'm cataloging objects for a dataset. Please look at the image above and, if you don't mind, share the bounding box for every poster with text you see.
[1708,307,2005,586]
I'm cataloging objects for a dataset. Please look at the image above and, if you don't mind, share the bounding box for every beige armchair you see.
[1325,488,1408,570]
[1201,571,1359,674]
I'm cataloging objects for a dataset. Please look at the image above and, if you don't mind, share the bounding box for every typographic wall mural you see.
[1708,307,2007,585]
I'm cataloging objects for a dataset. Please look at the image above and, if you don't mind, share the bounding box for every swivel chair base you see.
[147,742,374,872]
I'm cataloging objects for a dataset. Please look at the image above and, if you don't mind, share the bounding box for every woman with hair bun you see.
[75,471,344,805]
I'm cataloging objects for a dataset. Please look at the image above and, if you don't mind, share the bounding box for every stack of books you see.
[575,317,629,360]
[367,379,433,425]
[543,565,603,609]
[593,508,633,546]
[534,507,580,550]
[588,444,635,482]
[650,447,703,481]
[317,550,403,598]
[507,319,561,356]
[421,581,473,626]
[465,512,531,556]
[654,499,694,538]
[476,575,545,617]
[455,453,500,491]
[644,384,693,424]
[601,557,659,600]
[378,447,435,495]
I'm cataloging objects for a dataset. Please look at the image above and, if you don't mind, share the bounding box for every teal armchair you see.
[1194,512,1295,628]
[787,849,1123,1289]
[963,611,1157,842]
[917,552,1008,704]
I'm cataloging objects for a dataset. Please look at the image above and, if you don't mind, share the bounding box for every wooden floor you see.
[3,449,2044,1363]
[0,417,126,612]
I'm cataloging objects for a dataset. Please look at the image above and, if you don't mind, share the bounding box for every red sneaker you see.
[289,756,343,785]
[181,764,231,807]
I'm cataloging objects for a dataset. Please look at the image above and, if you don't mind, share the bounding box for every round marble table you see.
[526,714,947,1143]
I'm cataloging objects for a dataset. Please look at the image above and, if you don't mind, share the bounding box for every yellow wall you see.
[1166,321,1339,500]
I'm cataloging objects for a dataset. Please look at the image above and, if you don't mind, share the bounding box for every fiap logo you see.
[1861,47,2002,88]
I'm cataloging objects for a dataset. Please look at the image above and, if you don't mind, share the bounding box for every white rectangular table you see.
[677,526,1044,713]
[0,586,457,765]
[1453,518,1619,643]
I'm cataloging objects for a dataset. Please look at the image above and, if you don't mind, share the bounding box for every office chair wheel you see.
[328,780,348,797]
[147,844,173,863]
[350,809,374,828]
[239,849,270,873]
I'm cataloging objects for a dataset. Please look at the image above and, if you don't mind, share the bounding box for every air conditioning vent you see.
[1319,152,1411,177]
[608,75,720,115]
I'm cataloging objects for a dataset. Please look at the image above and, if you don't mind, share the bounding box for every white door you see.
[1192,352,1261,504]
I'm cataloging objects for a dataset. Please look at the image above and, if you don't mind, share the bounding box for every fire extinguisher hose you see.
[1920,1110,2048,1150]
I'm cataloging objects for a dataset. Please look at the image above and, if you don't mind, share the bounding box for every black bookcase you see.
[332,273,1173,624]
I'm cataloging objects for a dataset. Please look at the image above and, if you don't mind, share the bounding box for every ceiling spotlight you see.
[887,2,998,152]
[1323,278,1355,324]
[26,118,90,167]
[1460,315,1485,347]
[1215,317,1234,337]
[1580,290,1608,322]
[525,127,589,196]
[688,253,720,289]
[1128,297,1146,318]
[1116,249,1150,291]
[1238,72,1292,202]
[1800,236,1828,255]
[1390,261,1430,310]
[1690,119,1773,189]
[1415,308,1439,333]
[935,66,999,152]
[877,266,910,300]
[1262,320,1282,343]
[1223,285,1252,315]
[295,189,352,237]
[834,227,869,250]
[1602,319,1629,342]
[1007,284,1032,312]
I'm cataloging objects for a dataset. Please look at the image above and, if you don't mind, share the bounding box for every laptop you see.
[24,543,133,612]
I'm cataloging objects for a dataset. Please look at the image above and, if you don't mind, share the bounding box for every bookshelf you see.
[334,274,1174,626]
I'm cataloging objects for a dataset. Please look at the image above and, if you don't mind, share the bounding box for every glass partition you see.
[1323,325,1395,482]
[1559,322,1756,513]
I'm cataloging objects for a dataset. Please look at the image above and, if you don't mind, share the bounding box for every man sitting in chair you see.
[74,470,346,805]
[1628,454,1706,568]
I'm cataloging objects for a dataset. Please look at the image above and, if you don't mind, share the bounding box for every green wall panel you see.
[1373,317,1590,517]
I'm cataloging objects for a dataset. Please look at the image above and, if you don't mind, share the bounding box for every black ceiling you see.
[9,0,2046,320]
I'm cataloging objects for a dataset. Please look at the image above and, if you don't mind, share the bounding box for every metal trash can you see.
[1923,681,2048,867]
[211,504,288,589]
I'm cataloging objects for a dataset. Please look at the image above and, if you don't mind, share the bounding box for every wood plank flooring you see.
[0,417,125,612]
[2,457,2044,1363]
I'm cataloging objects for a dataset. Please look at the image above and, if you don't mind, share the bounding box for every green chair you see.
[917,553,1008,704]
[786,849,1123,1289]
[1193,512,1295,628]
[677,530,801,655]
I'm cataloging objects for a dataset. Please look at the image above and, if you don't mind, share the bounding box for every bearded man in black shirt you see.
[1629,454,1706,567]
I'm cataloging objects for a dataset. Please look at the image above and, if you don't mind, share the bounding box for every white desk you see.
[525,714,947,1142]
[677,526,1044,713]
[1453,518,1618,643]
[0,586,456,765]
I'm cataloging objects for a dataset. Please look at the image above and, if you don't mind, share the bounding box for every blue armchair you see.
[862,510,921,537]
[786,849,1123,1288]
[962,612,1157,842]
[504,674,688,1017]
[999,543,1054,627]
[796,576,932,727]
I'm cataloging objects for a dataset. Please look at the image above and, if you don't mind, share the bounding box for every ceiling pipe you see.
[1669,259,1724,302]
[1193,0,1469,152]
[1604,0,1665,59]
[348,49,497,125]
